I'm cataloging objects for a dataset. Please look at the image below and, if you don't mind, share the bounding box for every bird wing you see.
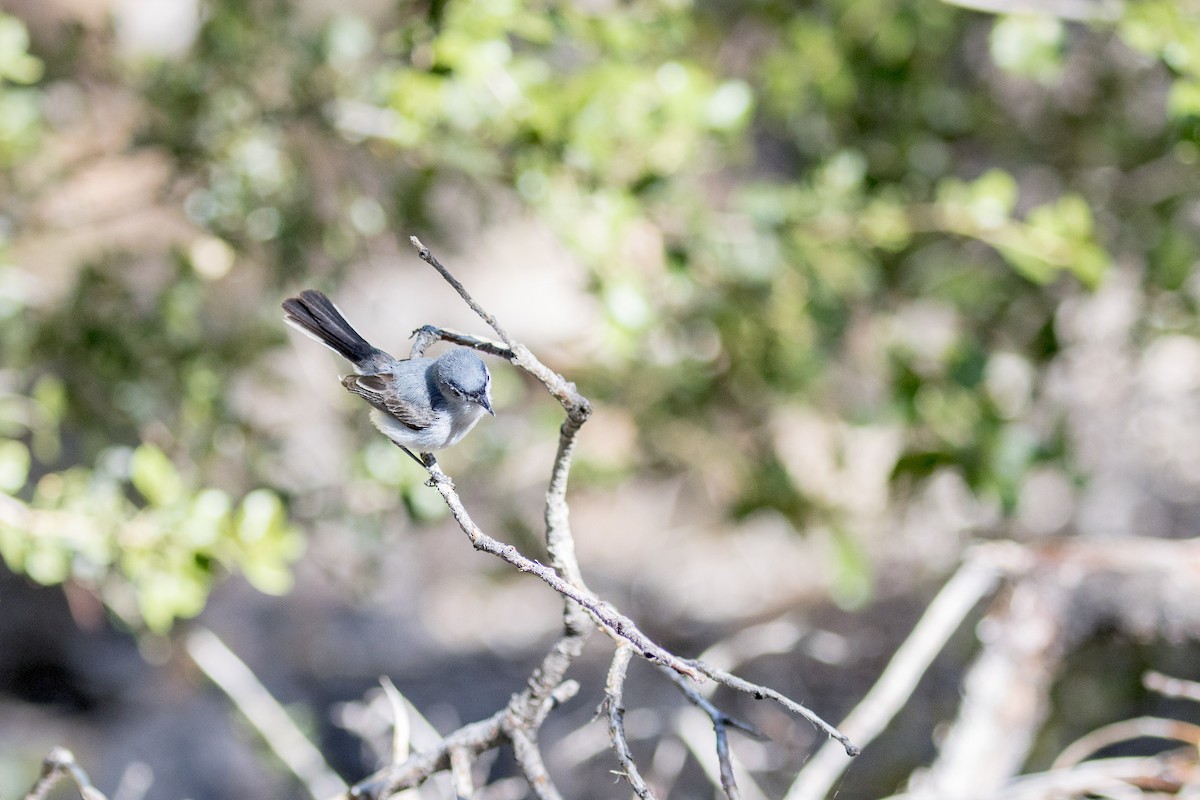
[341,374,438,430]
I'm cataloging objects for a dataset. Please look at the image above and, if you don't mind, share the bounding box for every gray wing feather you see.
[342,373,439,430]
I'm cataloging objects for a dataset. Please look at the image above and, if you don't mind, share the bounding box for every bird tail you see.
[282,290,383,367]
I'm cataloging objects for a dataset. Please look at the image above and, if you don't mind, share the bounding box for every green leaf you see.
[0,520,27,570]
[235,488,284,544]
[1168,79,1200,119]
[137,568,210,633]
[0,15,42,84]
[241,557,294,595]
[0,439,29,493]
[130,444,184,507]
[989,14,1064,83]
[183,488,232,547]
[968,169,1018,229]
[827,527,872,609]
[24,541,71,586]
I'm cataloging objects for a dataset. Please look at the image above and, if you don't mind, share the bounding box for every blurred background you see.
[1,0,1199,797]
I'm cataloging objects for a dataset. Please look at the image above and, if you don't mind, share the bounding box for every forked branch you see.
[345,238,855,800]
[24,749,107,800]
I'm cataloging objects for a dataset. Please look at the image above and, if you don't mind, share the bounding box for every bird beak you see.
[479,392,495,416]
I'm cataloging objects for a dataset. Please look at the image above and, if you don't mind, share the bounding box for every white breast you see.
[369,399,487,452]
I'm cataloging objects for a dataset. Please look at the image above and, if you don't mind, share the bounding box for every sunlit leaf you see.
[131,444,184,507]
[0,438,29,493]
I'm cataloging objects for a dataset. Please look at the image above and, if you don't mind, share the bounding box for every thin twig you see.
[689,660,857,756]
[411,236,513,346]
[1144,671,1200,703]
[881,753,1195,800]
[711,718,740,800]
[1051,717,1200,769]
[659,665,762,800]
[186,628,348,800]
[350,712,506,798]
[351,630,587,799]
[660,666,762,739]
[379,677,411,764]
[24,748,108,800]
[421,458,700,679]
[696,617,810,681]
[408,325,513,360]
[675,711,769,800]
[409,239,588,422]
[604,645,656,799]
[509,729,562,800]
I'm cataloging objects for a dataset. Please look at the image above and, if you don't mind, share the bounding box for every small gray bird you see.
[282,290,493,458]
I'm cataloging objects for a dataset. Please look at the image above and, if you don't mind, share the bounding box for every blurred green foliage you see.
[0,0,1198,622]
[0,440,301,632]
[0,12,41,164]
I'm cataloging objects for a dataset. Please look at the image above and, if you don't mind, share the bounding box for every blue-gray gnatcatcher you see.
[282,290,493,457]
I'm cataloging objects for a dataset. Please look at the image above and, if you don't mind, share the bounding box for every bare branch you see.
[419,458,700,679]
[408,325,513,360]
[1144,670,1200,704]
[407,238,590,423]
[660,666,762,740]
[1051,717,1200,769]
[186,628,348,800]
[410,236,513,347]
[378,677,411,764]
[352,626,588,799]
[712,721,740,800]
[882,752,1197,800]
[604,645,657,799]
[659,665,763,800]
[543,397,590,591]
[350,239,858,799]
[509,729,562,800]
[449,748,475,800]
[24,748,108,800]
[785,544,1018,800]
[350,712,506,798]
[689,660,856,757]
[675,711,769,800]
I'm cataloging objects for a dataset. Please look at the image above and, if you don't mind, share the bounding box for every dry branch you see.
[420,457,701,680]
[604,645,656,800]
[346,238,855,799]
[914,537,1200,799]
[786,543,1018,800]
[1052,717,1200,769]
[882,752,1199,800]
[24,748,108,800]
[1145,671,1200,704]
[186,628,348,800]
[661,664,764,800]
[832,536,1200,800]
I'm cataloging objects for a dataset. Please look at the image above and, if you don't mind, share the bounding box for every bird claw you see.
[419,453,454,488]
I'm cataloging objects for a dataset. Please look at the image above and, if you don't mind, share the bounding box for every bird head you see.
[435,348,494,415]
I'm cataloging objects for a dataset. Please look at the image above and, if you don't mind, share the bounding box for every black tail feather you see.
[282,290,379,365]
